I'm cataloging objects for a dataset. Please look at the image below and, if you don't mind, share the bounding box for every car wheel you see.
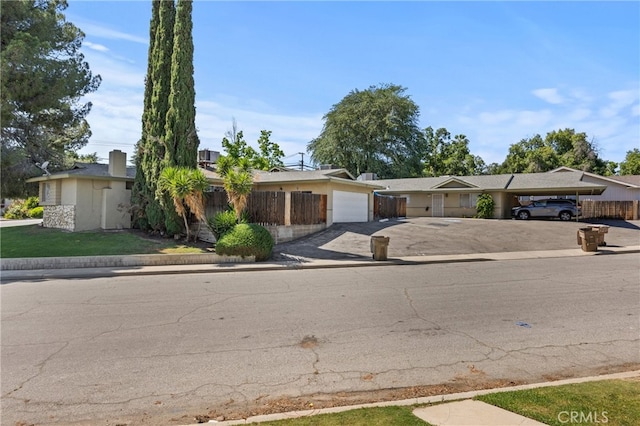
[518,210,530,220]
[559,211,572,221]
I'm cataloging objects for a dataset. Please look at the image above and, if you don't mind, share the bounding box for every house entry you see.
[432,194,444,217]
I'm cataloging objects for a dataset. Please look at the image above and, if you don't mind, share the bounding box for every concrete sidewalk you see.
[2,244,638,281]
[179,370,639,425]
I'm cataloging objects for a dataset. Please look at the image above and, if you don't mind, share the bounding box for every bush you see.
[207,210,238,240]
[28,206,44,218]
[3,199,28,219]
[475,193,495,219]
[24,196,39,210]
[215,223,274,261]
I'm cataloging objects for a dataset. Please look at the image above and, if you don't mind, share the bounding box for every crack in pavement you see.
[3,341,69,399]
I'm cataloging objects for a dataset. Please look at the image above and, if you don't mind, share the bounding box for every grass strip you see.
[475,379,640,426]
[253,406,427,426]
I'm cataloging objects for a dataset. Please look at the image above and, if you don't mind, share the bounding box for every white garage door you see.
[333,190,368,222]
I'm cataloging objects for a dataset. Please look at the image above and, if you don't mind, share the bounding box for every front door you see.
[432,194,444,217]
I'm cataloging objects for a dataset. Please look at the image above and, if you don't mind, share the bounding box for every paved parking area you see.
[273,217,640,261]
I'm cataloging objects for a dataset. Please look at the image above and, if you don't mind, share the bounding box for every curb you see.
[1,246,639,282]
[180,370,640,425]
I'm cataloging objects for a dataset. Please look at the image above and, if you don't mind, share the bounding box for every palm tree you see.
[157,166,209,240]
[217,155,253,221]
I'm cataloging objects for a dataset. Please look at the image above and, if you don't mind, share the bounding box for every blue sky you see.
[68,0,639,170]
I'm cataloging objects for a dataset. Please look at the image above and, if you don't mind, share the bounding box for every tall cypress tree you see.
[133,0,175,232]
[164,0,199,168]
[131,0,160,230]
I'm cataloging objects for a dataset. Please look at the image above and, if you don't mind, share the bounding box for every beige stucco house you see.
[28,150,384,232]
[363,171,607,219]
[27,150,134,231]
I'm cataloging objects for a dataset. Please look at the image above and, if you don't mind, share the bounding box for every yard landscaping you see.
[0,224,208,258]
[245,379,639,426]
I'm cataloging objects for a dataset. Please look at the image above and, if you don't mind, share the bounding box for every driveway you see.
[273,217,640,261]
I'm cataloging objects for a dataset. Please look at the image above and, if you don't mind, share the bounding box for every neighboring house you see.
[550,167,640,201]
[363,171,607,219]
[202,167,385,226]
[27,150,134,231]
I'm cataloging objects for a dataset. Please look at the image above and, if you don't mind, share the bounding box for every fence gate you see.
[374,194,407,219]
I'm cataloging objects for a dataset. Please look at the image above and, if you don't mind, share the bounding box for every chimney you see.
[109,150,126,177]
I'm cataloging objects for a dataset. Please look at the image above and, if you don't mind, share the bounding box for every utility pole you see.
[298,152,304,171]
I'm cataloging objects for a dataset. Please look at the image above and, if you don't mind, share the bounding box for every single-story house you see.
[28,150,384,232]
[363,171,608,219]
[27,150,134,231]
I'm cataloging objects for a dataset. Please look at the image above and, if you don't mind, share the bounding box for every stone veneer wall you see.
[43,205,75,231]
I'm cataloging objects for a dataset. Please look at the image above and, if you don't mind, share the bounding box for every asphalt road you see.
[2,254,638,425]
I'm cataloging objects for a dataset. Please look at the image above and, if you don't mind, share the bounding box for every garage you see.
[332,190,368,222]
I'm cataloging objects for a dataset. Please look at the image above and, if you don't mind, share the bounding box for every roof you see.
[364,174,513,192]
[601,175,640,187]
[253,168,384,189]
[26,162,135,183]
[366,171,606,196]
[508,171,606,195]
[550,166,640,189]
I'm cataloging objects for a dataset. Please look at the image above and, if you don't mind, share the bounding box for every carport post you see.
[576,191,580,222]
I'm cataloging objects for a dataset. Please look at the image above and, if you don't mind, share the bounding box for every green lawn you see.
[232,379,639,426]
[252,406,426,426]
[0,224,207,258]
[476,379,640,426]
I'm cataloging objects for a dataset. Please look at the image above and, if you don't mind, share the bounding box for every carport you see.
[506,172,607,221]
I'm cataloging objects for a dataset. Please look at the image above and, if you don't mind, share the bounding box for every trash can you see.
[589,225,609,246]
[577,228,598,252]
[370,236,390,261]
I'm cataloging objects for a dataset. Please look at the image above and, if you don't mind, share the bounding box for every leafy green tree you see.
[619,148,640,175]
[220,121,284,171]
[157,166,208,241]
[422,127,486,176]
[499,129,610,175]
[546,128,608,174]
[132,0,175,231]
[255,130,285,170]
[1,0,101,197]
[501,134,559,173]
[307,84,425,178]
[164,0,199,168]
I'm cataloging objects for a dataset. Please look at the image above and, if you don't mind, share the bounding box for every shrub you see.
[207,210,238,240]
[28,206,44,218]
[24,196,39,210]
[475,193,495,219]
[215,223,274,261]
[3,199,28,219]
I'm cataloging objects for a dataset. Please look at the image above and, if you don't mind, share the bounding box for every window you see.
[460,193,479,208]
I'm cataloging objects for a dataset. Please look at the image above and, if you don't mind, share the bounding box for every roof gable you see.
[432,177,479,189]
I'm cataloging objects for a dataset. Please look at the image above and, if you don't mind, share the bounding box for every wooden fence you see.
[205,189,327,226]
[290,192,327,225]
[246,191,286,226]
[374,194,406,219]
[581,200,639,220]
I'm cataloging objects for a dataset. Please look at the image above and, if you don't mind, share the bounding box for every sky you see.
[67,0,640,170]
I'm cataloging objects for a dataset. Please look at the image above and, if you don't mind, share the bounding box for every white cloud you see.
[77,21,147,44]
[83,41,109,52]
[532,88,565,105]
